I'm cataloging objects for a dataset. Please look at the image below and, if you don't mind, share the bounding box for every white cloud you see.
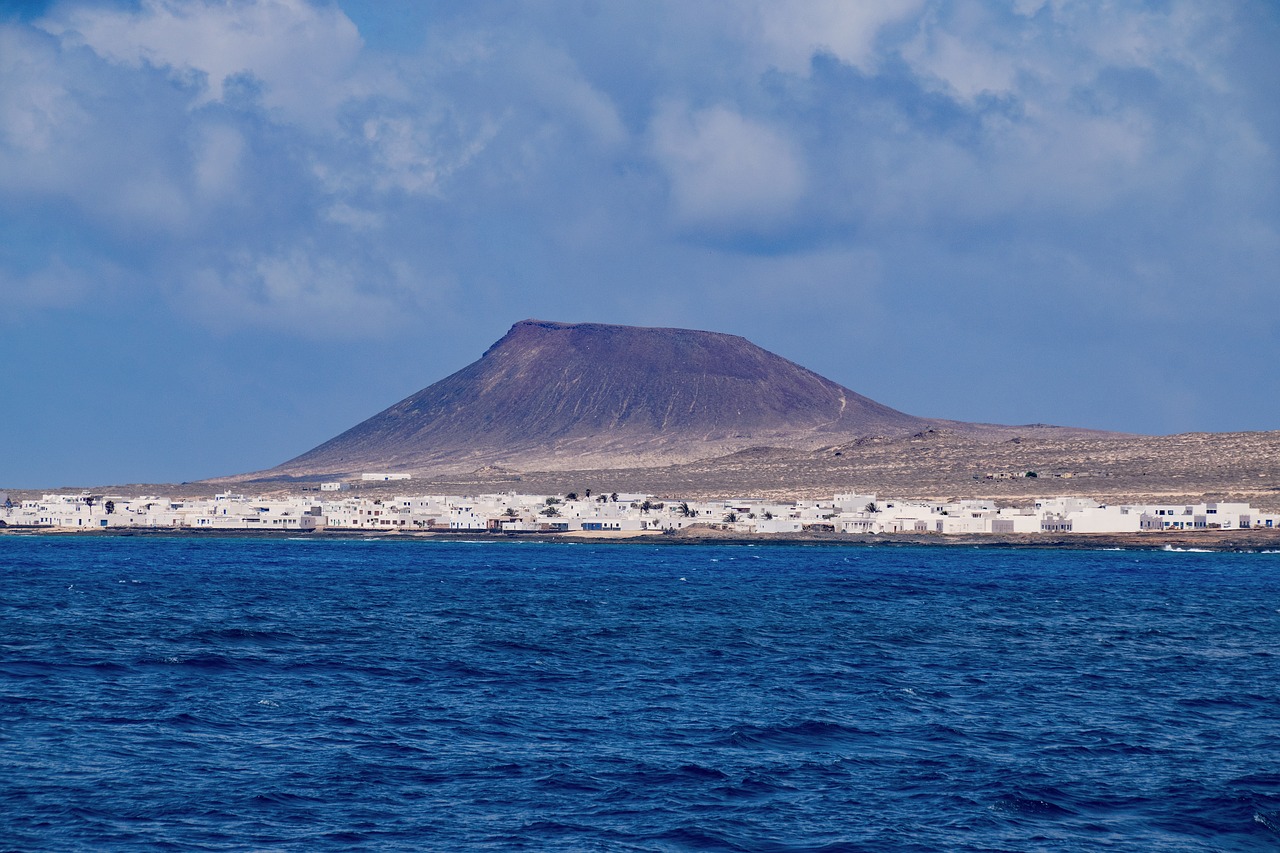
[0,27,88,156]
[516,41,627,150]
[323,202,382,231]
[0,26,84,180]
[650,103,806,232]
[359,111,498,196]
[750,0,925,73]
[192,123,245,200]
[182,248,415,338]
[902,26,1019,102]
[41,0,363,128]
[0,24,198,232]
[898,1,1231,107]
[1,0,1275,389]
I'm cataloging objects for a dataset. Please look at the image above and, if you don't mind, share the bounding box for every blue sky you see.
[2,0,1277,488]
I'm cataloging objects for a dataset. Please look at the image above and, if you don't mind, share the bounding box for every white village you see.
[3,481,1276,537]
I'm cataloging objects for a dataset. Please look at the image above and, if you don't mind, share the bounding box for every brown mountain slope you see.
[270,319,946,477]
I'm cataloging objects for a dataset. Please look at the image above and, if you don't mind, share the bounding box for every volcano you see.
[269,319,944,477]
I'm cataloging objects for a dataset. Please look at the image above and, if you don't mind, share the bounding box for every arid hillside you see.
[297,428,1279,512]
[110,319,1262,508]
[253,319,1112,482]
[264,319,936,477]
[20,428,1277,513]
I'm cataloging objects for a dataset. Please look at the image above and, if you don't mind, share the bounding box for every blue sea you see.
[2,537,1279,851]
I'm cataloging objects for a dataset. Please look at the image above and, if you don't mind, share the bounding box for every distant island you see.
[240,319,1110,480]
[7,321,1278,515]
[193,319,1276,515]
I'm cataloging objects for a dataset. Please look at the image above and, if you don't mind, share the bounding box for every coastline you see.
[4,525,1279,553]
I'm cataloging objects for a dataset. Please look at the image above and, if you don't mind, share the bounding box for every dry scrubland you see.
[237,429,1280,510]
[14,430,1278,513]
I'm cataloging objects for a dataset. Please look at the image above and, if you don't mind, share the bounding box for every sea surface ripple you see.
[2,537,1279,851]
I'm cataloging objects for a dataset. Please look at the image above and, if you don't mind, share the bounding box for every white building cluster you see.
[1,490,1276,536]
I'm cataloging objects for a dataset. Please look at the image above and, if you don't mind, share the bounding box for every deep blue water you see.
[2,537,1280,851]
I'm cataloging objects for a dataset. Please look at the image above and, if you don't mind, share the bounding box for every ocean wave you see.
[2,537,1275,851]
